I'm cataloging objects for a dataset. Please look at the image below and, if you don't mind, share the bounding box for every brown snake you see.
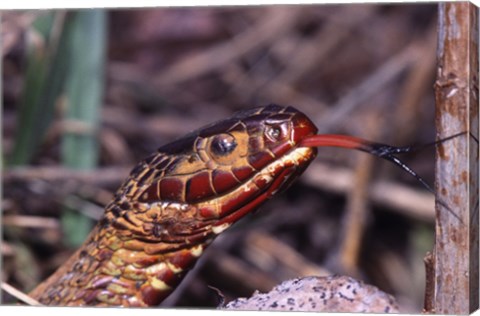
[28,104,443,306]
[29,105,319,306]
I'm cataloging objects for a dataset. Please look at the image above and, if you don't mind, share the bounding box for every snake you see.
[28,105,319,306]
[28,104,442,306]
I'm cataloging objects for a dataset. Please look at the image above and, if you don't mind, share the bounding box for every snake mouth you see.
[193,145,317,232]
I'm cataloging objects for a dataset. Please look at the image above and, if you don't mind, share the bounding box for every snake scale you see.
[29,105,319,306]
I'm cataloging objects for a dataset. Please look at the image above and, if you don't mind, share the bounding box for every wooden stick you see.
[1,282,42,306]
[433,2,479,313]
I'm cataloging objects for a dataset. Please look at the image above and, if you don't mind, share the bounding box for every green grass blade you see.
[62,10,106,168]
[10,12,70,166]
[10,12,54,165]
[61,10,107,247]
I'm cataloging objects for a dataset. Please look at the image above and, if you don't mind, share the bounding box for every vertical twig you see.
[433,2,479,314]
[334,113,383,277]
[423,252,435,313]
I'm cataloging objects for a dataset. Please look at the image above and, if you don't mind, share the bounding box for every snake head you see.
[138,104,316,198]
[113,105,317,240]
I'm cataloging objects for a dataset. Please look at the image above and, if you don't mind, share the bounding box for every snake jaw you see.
[194,146,317,227]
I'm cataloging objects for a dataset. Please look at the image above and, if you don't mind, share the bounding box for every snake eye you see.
[211,133,237,156]
[265,123,287,142]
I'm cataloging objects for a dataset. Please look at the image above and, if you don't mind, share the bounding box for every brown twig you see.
[423,252,435,313]
[225,6,374,111]
[2,215,59,229]
[272,5,375,86]
[222,69,328,113]
[334,153,374,276]
[243,231,331,279]
[302,161,435,222]
[1,282,42,306]
[391,23,437,143]
[101,107,202,139]
[207,251,278,294]
[316,41,419,134]
[332,112,383,276]
[4,166,130,186]
[153,7,302,87]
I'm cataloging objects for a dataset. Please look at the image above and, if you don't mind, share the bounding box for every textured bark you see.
[433,2,479,314]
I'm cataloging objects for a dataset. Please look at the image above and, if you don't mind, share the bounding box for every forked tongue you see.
[299,133,463,222]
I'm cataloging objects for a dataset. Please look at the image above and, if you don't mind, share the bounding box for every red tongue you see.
[298,134,373,151]
[299,133,462,222]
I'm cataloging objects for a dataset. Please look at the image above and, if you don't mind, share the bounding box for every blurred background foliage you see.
[3,4,438,312]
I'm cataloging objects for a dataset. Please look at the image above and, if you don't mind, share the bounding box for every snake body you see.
[29,105,318,306]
